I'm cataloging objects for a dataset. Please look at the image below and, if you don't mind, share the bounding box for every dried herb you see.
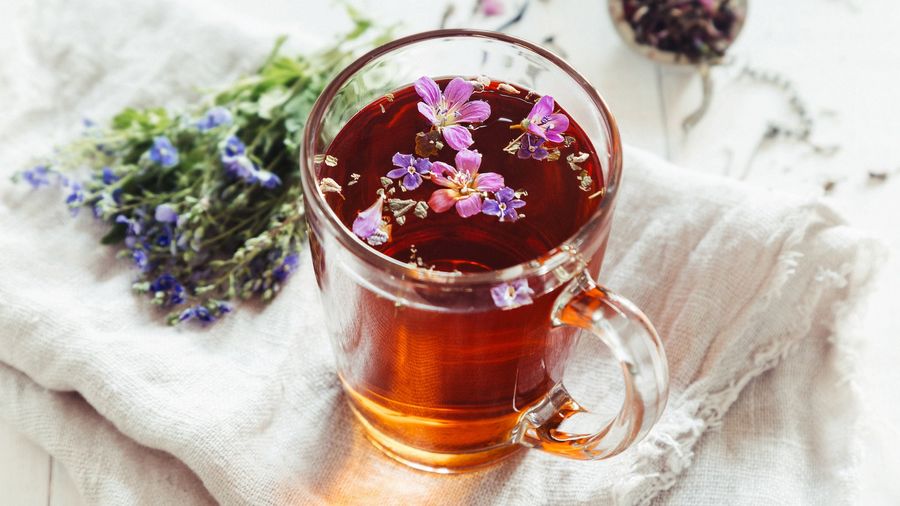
[621,0,744,63]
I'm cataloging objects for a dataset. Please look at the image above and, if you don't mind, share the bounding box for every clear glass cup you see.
[300,29,668,473]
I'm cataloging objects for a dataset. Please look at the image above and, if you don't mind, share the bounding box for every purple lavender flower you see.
[178,305,214,323]
[22,165,51,188]
[101,166,119,185]
[149,136,179,168]
[522,96,569,143]
[352,196,390,246]
[415,76,491,151]
[132,249,149,271]
[256,170,282,189]
[223,135,245,157]
[386,153,432,191]
[482,187,526,222]
[428,149,504,218]
[154,203,178,223]
[216,301,232,314]
[516,134,549,160]
[150,273,186,306]
[116,214,143,237]
[65,183,84,216]
[491,279,534,309]
[273,253,300,282]
[197,106,233,131]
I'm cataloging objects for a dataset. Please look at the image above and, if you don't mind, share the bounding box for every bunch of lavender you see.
[13,19,381,325]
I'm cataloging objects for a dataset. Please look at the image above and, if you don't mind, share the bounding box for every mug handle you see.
[515,271,669,459]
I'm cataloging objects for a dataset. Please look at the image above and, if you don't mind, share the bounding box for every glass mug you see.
[300,30,668,473]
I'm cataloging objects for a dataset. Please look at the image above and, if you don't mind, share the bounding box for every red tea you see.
[312,76,606,468]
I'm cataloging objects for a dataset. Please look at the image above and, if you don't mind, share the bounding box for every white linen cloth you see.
[0,0,880,504]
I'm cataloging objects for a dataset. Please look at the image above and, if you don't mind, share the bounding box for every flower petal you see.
[414,76,441,107]
[352,197,383,239]
[496,187,516,202]
[402,172,422,190]
[417,102,437,124]
[430,162,457,187]
[392,152,414,168]
[414,158,433,174]
[386,167,408,179]
[443,77,474,109]
[526,122,548,140]
[442,125,473,150]
[528,95,554,121]
[454,149,482,175]
[455,194,483,218]
[428,189,457,212]
[510,198,527,209]
[473,172,504,192]
[545,113,569,135]
[482,198,501,217]
[502,208,520,222]
[456,100,491,123]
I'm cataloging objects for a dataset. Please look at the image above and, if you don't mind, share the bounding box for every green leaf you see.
[101,223,128,245]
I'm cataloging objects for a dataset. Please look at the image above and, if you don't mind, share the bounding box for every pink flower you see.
[522,95,569,143]
[428,149,504,218]
[415,76,491,151]
[352,196,390,246]
[479,0,504,16]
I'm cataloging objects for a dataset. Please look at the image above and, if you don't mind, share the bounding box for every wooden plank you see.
[49,458,85,506]
[0,420,50,506]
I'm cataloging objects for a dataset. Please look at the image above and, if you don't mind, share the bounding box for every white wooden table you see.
[2,0,898,503]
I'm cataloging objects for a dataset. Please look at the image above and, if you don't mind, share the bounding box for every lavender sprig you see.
[12,17,385,325]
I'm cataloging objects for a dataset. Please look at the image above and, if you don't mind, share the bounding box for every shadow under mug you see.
[300,29,668,473]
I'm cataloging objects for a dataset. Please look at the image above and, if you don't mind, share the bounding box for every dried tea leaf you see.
[498,83,520,94]
[324,155,338,167]
[347,173,361,186]
[413,201,428,219]
[415,131,442,157]
[318,177,343,197]
[379,177,393,188]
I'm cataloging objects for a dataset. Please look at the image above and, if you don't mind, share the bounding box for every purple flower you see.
[216,301,232,314]
[101,166,119,185]
[491,279,534,309]
[197,106,233,131]
[352,196,390,246]
[220,136,281,188]
[386,153,432,190]
[149,136,179,168]
[150,274,186,306]
[178,305,214,323]
[65,182,84,216]
[154,203,178,223]
[273,253,300,282]
[428,149,504,218]
[522,96,569,143]
[132,249,149,271]
[223,135,245,157]
[22,165,51,188]
[256,170,282,189]
[116,214,143,236]
[415,76,491,151]
[516,134,549,160]
[482,187,526,222]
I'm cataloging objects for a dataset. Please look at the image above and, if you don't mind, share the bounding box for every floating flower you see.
[197,106,233,131]
[22,165,51,188]
[491,279,535,309]
[415,76,491,151]
[149,136,179,168]
[428,149,503,218]
[521,95,569,143]
[482,187,526,222]
[516,134,549,160]
[352,196,391,246]
[386,153,432,191]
